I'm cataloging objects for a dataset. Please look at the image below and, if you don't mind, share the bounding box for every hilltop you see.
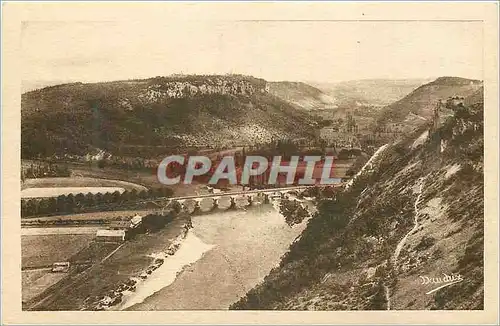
[231,89,484,310]
[375,76,483,131]
[267,81,337,111]
[21,75,319,158]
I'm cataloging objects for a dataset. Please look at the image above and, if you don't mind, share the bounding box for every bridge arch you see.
[232,195,250,209]
[215,196,232,210]
[158,185,334,215]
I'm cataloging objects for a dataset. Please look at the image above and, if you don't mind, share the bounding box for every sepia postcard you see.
[1,1,499,325]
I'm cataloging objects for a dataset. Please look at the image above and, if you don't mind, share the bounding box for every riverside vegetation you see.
[21,187,173,218]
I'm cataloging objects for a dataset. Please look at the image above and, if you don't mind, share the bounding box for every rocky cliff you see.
[231,89,484,310]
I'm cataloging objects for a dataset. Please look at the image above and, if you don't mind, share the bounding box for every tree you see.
[85,192,96,207]
[56,195,67,213]
[94,193,104,206]
[129,189,138,201]
[169,201,182,214]
[321,186,336,198]
[38,199,49,215]
[301,186,320,198]
[317,199,350,230]
[138,190,148,199]
[65,194,76,213]
[120,190,131,202]
[26,199,39,217]
[47,197,57,213]
[142,213,167,232]
[111,191,122,203]
[75,193,86,209]
[368,280,387,310]
[21,201,28,217]
[280,200,309,227]
[102,192,113,204]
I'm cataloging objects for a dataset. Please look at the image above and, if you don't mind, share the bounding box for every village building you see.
[130,214,143,229]
[108,214,144,232]
[51,262,70,273]
[96,229,126,242]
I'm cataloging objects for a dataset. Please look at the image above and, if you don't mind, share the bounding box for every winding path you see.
[386,177,426,310]
[392,177,426,265]
[384,285,391,310]
[345,144,389,190]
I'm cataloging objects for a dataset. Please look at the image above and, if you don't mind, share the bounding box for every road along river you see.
[124,203,309,310]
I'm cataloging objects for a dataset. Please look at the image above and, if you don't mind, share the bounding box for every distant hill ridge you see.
[23,74,268,98]
[426,76,482,86]
[267,81,337,110]
[21,74,317,158]
[375,76,483,130]
[312,78,432,107]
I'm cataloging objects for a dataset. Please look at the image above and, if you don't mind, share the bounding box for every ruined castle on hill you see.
[431,96,465,133]
[429,96,466,154]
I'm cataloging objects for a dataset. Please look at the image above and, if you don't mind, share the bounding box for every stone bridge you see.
[158,184,344,214]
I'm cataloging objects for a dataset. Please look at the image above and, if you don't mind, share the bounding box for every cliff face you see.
[21,75,317,158]
[138,76,265,102]
[231,91,484,310]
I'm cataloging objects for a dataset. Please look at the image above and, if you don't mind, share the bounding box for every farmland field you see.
[22,177,148,191]
[22,240,122,310]
[22,270,67,303]
[21,186,126,198]
[22,233,95,269]
[31,215,191,310]
[22,210,153,223]
[21,227,102,236]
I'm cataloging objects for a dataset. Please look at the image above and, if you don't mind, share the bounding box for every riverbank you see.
[114,230,215,310]
[27,214,192,311]
[127,203,308,310]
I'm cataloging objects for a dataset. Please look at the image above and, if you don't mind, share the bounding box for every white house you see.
[51,262,70,273]
[130,215,143,228]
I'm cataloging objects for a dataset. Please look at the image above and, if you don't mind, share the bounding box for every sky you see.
[21,20,483,91]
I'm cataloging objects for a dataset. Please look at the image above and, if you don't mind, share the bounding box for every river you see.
[126,203,308,310]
